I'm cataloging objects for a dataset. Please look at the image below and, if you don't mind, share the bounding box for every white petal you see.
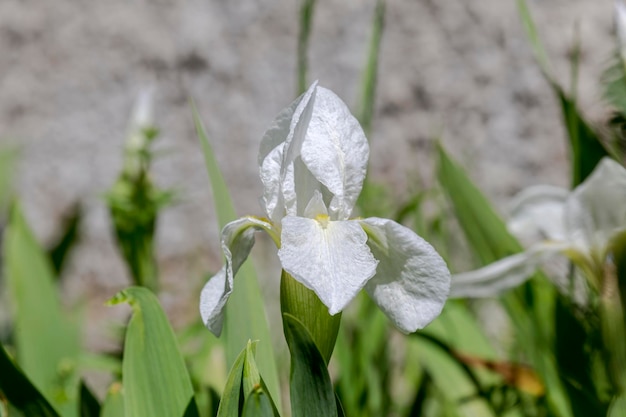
[565,158,626,256]
[200,217,274,336]
[449,242,569,299]
[258,82,318,221]
[300,87,369,220]
[507,185,569,243]
[359,218,450,333]
[281,83,320,217]
[303,189,328,218]
[278,216,378,314]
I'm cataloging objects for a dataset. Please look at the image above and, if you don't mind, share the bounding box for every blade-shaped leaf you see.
[603,54,626,116]
[107,287,194,417]
[297,0,316,94]
[283,314,338,417]
[3,202,80,416]
[216,342,248,417]
[0,344,60,417]
[356,0,385,137]
[192,106,280,408]
[0,148,15,212]
[100,383,124,417]
[78,382,100,417]
[242,388,276,417]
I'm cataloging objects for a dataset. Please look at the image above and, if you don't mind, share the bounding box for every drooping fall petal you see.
[278,216,378,315]
[359,217,451,333]
[200,217,274,336]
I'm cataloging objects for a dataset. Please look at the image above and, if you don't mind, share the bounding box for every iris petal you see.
[278,216,378,314]
[565,158,626,255]
[200,217,274,335]
[300,87,369,220]
[449,242,570,299]
[360,218,450,333]
[507,185,568,243]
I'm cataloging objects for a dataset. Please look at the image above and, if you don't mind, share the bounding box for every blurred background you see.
[0,0,614,352]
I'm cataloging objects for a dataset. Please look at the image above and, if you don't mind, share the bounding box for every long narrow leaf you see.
[284,314,338,417]
[357,0,385,136]
[3,203,80,416]
[0,344,60,417]
[297,0,316,94]
[192,106,280,407]
[107,287,194,417]
[216,344,248,417]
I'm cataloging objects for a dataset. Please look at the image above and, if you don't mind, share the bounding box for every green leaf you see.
[283,314,337,417]
[356,0,385,137]
[556,88,609,186]
[3,202,80,416]
[242,342,261,403]
[0,344,61,417]
[192,105,280,408]
[603,54,626,116]
[242,388,276,417]
[78,382,100,417]
[217,341,280,417]
[297,0,316,94]
[0,148,16,212]
[216,344,247,417]
[107,287,194,417]
[99,383,124,417]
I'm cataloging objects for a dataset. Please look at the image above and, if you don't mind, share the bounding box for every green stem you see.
[280,271,340,363]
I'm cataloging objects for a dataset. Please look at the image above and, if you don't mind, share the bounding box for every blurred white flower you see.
[200,82,450,335]
[450,158,626,298]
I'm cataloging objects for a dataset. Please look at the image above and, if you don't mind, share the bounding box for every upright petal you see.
[565,158,626,256]
[300,87,369,220]
[359,218,450,333]
[278,216,378,315]
[259,82,318,221]
[200,217,274,336]
[507,185,569,243]
[449,242,569,299]
[281,83,320,217]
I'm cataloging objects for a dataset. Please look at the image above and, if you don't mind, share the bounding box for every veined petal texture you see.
[565,158,626,255]
[278,216,378,315]
[300,87,369,220]
[359,218,450,333]
[200,217,273,336]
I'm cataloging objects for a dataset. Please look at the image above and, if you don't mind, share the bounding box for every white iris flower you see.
[450,158,626,298]
[200,82,451,336]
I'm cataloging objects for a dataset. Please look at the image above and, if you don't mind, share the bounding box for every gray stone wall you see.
[0,0,614,344]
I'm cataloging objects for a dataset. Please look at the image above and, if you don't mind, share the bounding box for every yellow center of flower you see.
[315,213,330,228]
